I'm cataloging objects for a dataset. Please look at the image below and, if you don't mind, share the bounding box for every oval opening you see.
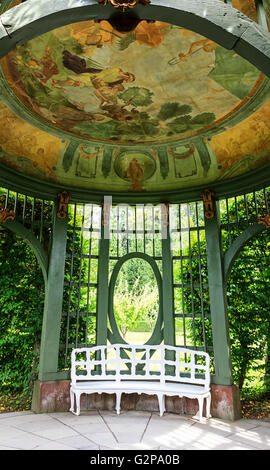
[113,257,159,344]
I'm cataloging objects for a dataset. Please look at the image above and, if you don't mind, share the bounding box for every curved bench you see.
[69,344,211,421]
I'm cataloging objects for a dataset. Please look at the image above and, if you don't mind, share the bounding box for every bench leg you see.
[157,394,165,417]
[69,388,75,414]
[115,392,122,415]
[206,393,212,419]
[75,391,82,416]
[197,396,204,421]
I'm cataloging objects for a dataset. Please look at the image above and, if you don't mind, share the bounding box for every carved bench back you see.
[71,344,210,389]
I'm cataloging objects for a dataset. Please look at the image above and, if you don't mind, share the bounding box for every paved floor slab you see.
[0,410,269,450]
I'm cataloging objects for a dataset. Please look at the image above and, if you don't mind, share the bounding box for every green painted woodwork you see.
[108,251,163,345]
[223,222,266,281]
[1,161,270,205]
[161,224,175,374]
[205,203,233,386]
[38,209,68,380]
[0,218,48,284]
[35,371,70,382]
[96,224,110,346]
[161,226,175,346]
[2,193,268,388]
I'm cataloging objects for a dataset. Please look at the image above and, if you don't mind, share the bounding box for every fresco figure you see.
[125,157,144,191]
[51,50,137,121]
[169,39,218,65]
[28,46,59,85]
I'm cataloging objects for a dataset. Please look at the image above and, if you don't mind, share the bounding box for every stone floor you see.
[0,409,270,450]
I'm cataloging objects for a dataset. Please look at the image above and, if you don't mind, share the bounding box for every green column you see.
[96,224,109,346]
[38,209,68,381]
[161,215,175,346]
[205,203,233,385]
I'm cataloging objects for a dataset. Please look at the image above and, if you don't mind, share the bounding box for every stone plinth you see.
[32,380,241,420]
[210,384,241,421]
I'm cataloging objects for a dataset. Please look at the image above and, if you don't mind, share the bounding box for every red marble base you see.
[32,380,241,421]
[210,384,241,421]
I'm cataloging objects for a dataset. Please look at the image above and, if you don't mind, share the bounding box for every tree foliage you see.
[0,229,44,392]
[114,277,158,338]
[227,231,270,391]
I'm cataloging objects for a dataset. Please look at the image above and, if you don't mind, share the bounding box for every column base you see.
[210,384,241,421]
[32,380,71,413]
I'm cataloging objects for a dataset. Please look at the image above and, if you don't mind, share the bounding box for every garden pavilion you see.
[0,0,270,422]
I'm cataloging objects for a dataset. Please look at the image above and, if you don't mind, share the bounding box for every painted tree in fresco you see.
[158,102,216,135]
[119,87,154,108]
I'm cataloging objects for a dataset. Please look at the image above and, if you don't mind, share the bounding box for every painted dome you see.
[0,7,270,196]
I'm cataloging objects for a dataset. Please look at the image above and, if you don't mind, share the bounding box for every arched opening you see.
[219,188,270,418]
[113,257,159,344]
[227,229,270,396]
[0,227,45,411]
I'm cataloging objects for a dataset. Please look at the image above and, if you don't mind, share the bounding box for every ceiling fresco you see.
[0,17,270,194]
[0,20,264,143]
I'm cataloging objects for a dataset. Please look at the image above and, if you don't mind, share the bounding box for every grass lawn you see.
[124,331,152,344]
[124,331,184,345]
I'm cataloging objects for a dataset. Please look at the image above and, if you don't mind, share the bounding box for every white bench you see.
[69,344,211,421]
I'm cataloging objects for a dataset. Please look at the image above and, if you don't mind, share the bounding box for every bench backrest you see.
[71,344,210,389]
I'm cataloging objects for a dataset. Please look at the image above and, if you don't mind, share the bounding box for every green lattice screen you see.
[219,187,270,249]
[108,204,164,345]
[170,202,213,356]
[58,203,101,370]
[0,186,53,246]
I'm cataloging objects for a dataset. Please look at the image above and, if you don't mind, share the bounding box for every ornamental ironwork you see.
[57,191,70,219]
[258,214,270,228]
[202,189,215,220]
[0,208,15,223]
[97,0,150,11]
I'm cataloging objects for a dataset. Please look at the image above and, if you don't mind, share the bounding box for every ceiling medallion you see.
[98,0,151,11]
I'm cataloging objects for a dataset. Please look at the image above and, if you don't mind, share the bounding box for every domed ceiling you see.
[0,12,270,195]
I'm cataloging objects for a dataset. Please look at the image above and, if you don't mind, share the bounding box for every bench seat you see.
[71,380,207,395]
[69,344,211,420]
